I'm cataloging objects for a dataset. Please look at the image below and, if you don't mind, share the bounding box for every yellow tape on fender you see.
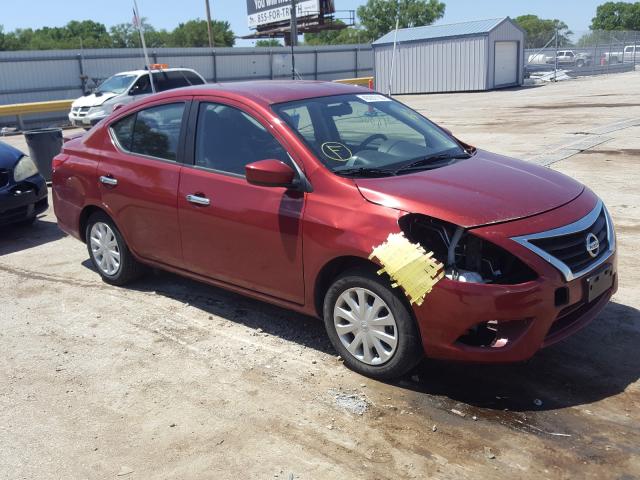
[369,233,444,306]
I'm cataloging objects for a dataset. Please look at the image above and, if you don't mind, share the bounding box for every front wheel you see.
[323,268,424,379]
[85,212,145,285]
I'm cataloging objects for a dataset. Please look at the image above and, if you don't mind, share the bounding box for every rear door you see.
[177,97,305,303]
[98,99,189,267]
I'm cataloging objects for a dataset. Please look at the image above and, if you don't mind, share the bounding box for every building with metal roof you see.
[373,17,525,94]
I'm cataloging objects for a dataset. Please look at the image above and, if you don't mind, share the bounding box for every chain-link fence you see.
[525,29,640,80]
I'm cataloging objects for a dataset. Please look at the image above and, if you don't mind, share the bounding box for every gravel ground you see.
[1,71,639,479]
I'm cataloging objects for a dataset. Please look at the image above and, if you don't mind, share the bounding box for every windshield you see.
[96,74,137,94]
[273,93,467,176]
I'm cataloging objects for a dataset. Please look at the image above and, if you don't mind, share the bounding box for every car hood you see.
[355,149,584,228]
[72,92,119,108]
[0,141,24,168]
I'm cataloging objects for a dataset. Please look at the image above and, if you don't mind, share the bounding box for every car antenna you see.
[133,0,156,94]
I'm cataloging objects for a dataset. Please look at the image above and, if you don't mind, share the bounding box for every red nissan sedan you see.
[52,81,617,379]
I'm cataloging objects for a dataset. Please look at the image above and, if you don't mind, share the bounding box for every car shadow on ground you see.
[81,262,639,413]
[80,265,335,355]
[395,301,640,413]
[0,217,66,256]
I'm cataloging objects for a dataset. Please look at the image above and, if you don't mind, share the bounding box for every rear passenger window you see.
[111,114,135,150]
[130,103,185,161]
[153,71,203,92]
[111,103,185,161]
[182,71,205,85]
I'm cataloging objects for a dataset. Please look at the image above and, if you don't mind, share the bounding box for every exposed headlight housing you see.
[399,214,537,284]
[13,155,39,182]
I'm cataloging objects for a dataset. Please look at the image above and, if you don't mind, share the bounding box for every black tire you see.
[16,216,36,227]
[85,211,145,286]
[323,267,424,380]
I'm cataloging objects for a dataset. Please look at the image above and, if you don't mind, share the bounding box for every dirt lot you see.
[1,72,639,479]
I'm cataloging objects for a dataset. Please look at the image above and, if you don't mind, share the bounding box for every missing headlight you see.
[399,214,537,284]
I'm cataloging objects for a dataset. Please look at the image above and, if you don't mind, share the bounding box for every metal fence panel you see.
[524,29,640,80]
[0,44,374,127]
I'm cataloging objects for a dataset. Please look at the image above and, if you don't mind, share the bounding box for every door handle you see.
[99,175,118,186]
[186,194,210,206]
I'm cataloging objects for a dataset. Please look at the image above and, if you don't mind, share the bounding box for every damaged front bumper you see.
[414,262,617,363]
[412,190,618,363]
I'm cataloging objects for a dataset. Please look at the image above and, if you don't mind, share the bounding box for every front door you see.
[178,100,305,304]
[98,100,188,267]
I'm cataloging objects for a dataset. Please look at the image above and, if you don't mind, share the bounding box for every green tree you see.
[304,21,372,45]
[65,20,112,48]
[110,19,171,48]
[514,15,573,48]
[170,19,234,47]
[0,20,112,50]
[575,30,615,47]
[591,1,640,30]
[357,0,445,41]
[255,39,282,47]
[0,18,235,50]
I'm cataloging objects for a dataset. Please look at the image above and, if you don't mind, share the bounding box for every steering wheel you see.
[358,133,388,151]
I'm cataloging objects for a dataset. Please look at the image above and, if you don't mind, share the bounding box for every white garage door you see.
[494,41,518,87]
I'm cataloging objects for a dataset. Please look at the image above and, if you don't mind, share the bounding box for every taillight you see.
[52,154,68,171]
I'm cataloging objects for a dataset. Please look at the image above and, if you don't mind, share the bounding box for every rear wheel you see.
[85,212,144,285]
[323,268,423,379]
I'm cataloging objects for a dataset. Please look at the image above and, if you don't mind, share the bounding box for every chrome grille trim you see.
[511,200,615,282]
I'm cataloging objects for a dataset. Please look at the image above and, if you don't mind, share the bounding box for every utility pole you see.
[554,24,558,82]
[133,0,155,93]
[290,0,298,80]
[205,0,214,48]
[388,5,400,95]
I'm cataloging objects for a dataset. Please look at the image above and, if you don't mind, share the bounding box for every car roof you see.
[112,68,201,76]
[153,80,370,106]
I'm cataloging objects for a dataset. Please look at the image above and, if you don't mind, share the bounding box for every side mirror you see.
[245,159,296,188]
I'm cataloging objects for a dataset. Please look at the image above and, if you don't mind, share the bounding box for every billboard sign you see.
[247,0,321,29]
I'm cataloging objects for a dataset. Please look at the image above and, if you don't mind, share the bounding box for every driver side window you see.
[194,102,292,176]
[130,75,152,96]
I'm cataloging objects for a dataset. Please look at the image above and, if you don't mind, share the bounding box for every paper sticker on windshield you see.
[357,94,391,103]
[322,142,353,162]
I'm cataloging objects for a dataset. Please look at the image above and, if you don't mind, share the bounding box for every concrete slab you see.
[1,72,639,479]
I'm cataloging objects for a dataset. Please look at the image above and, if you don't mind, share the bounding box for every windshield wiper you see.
[334,167,397,177]
[393,152,472,174]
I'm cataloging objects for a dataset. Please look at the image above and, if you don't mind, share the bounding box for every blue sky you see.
[0,0,620,45]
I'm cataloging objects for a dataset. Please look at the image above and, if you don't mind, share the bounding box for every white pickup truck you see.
[527,50,593,68]
[602,45,640,64]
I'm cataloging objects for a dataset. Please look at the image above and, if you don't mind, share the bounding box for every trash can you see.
[23,128,63,182]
